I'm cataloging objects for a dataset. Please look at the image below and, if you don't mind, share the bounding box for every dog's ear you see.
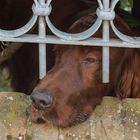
[115,49,140,98]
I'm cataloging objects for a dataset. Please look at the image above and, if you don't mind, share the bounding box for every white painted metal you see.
[46,16,102,41]
[102,0,110,83]
[110,21,140,44]
[38,0,47,79]
[0,35,140,48]
[0,15,37,37]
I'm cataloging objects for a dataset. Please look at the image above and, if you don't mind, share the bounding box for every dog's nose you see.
[31,91,53,110]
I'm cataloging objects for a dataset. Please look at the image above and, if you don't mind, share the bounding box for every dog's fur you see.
[29,14,140,127]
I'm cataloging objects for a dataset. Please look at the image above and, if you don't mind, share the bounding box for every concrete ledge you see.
[0,92,140,140]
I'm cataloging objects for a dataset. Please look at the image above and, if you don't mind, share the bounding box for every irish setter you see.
[29,13,140,127]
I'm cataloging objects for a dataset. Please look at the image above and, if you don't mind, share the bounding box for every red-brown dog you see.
[29,14,140,127]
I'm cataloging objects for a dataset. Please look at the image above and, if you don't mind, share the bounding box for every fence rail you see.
[0,0,140,82]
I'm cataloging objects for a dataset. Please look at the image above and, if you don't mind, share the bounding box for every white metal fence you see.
[0,0,139,83]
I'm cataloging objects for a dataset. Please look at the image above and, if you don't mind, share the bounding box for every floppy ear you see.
[115,49,140,98]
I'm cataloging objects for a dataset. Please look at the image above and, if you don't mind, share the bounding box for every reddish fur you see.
[29,14,140,127]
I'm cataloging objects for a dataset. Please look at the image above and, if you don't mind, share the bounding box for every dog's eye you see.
[82,57,96,64]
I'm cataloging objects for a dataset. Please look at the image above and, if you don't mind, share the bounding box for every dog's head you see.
[29,15,134,127]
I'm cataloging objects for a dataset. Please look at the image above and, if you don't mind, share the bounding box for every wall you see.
[0,92,140,140]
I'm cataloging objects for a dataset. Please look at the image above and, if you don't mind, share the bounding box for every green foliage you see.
[120,0,133,12]
[119,0,140,29]
[128,0,133,6]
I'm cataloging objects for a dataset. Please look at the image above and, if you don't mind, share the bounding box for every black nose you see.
[31,91,53,110]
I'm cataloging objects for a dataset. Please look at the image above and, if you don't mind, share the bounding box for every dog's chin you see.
[30,110,90,128]
[67,112,90,127]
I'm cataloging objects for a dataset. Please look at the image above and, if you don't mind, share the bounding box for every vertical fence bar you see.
[102,0,110,83]
[38,0,47,79]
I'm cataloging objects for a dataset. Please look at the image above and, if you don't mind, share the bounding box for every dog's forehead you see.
[54,45,102,60]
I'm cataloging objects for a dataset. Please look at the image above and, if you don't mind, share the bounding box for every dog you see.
[29,13,140,127]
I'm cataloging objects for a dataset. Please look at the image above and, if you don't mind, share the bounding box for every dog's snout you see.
[31,91,53,110]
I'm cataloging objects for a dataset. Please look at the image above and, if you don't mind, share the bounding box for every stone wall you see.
[0,92,140,140]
